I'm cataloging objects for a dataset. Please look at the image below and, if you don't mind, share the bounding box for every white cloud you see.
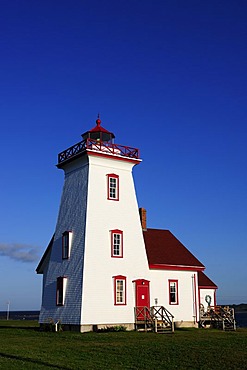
[0,243,40,263]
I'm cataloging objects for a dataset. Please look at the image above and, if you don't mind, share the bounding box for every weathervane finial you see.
[96,113,101,126]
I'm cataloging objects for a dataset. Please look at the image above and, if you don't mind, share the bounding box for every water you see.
[235,312,247,328]
[0,311,39,321]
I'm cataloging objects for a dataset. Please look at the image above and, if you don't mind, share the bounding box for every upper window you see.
[107,174,119,201]
[169,280,179,305]
[62,231,72,259]
[113,275,126,305]
[111,230,123,258]
[56,276,67,306]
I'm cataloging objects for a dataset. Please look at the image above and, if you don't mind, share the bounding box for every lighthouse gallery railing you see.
[58,138,140,164]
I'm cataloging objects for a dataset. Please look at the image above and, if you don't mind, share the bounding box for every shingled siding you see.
[39,158,89,325]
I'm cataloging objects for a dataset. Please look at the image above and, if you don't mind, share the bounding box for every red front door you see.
[135,279,150,320]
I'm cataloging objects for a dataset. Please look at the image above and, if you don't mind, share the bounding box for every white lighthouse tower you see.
[37,117,150,331]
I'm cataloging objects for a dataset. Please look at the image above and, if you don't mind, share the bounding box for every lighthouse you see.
[37,117,150,331]
[37,116,219,331]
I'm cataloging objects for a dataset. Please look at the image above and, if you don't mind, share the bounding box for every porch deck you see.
[199,305,236,331]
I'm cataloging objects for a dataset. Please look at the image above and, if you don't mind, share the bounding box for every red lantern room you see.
[82,115,115,143]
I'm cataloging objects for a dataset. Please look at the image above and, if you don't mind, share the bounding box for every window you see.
[113,275,126,305]
[107,174,119,200]
[56,276,67,306]
[169,280,179,305]
[62,231,72,259]
[111,230,123,258]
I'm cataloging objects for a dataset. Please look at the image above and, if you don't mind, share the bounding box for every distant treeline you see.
[0,311,39,320]
[229,304,247,312]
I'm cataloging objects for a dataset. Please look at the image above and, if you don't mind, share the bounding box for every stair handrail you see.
[151,305,174,320]
[135,306,175,332]
[151,305,175,332]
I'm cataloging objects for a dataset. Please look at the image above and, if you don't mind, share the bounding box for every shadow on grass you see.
[0,352,71,370]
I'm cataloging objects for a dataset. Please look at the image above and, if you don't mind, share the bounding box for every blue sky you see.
[0,0,246,310]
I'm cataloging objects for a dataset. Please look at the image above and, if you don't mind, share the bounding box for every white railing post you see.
[172,319,174,332]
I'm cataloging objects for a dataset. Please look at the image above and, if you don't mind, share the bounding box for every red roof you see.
[82,117,115,138]
[198,271,218,288]
[143,228,205,270]
[88,124,112,134]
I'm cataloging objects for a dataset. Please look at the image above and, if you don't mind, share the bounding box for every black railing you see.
[58,140,86,163]
[58,138,140,164]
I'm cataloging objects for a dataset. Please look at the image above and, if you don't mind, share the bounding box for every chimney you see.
[139,207,147,231]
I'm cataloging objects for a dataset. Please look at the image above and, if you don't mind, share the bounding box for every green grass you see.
[0,321,246,369]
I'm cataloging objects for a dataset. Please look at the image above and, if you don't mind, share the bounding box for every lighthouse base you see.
[67,323,135,333]
[39,322,136,333]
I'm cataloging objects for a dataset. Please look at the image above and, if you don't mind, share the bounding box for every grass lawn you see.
[0,321,246,369]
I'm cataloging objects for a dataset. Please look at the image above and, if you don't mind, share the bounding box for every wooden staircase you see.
[134,306,174,333]
[199,305,236,331]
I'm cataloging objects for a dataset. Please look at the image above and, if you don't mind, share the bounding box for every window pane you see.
[170,292,176,303]
[116,279,125,304]
[169,281,178,304]
[109,177,118,199]
[62,233,69,259]
[57,278,64,305]
[111,231,123,258]
[110,184,116,197]
[113,234,121,255]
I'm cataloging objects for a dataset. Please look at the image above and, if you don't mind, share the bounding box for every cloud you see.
[0,243,40,263]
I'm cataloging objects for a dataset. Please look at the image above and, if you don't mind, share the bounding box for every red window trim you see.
[56,276,67,306]
[111,229,123,258]
[62,231,72,259]
[113,275,126,306]
[168,279,179,305]
[107,173,119,201]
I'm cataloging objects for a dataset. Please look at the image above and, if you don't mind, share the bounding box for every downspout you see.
[214,289,217,307]
[191,274,198,323]
[194,273,198,323]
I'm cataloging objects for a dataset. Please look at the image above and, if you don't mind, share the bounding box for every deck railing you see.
[58,138,140,164]
[199,305,236,331]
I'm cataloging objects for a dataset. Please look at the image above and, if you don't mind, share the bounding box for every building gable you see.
[198,271,217,289]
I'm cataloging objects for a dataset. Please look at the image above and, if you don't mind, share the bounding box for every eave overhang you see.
[199,285,218,289]
[36,234,54,274]
[86,149,142,164]
[149,263,205,271]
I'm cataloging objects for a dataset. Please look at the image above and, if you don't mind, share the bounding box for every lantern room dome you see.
[82,116,115,143]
